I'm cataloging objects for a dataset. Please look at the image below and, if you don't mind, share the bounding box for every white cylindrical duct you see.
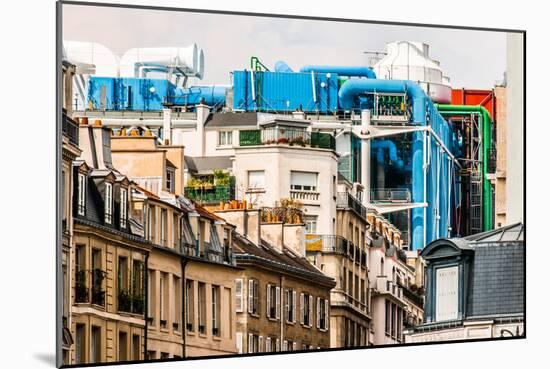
[63,41,120,76]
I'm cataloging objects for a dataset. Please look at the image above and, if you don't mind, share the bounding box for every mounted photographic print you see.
[57,1,525,367]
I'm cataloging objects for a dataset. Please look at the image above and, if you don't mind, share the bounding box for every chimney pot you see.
[80,117,89,126]
[144,129,152,137]
[164,139,170,145]
[93,119,102,127]
[130,128,139,136]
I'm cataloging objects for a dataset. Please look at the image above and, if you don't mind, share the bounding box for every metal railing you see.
[370,188,411,203]
[75,269,106,307]
[239,127,335,150]
[305,234,349,256]
[336,192,367,220]
[184,185,235,204]
[376,276,403,300]
[261,207,304,224]
[118,290,145,315]
[398,281,424,308]
[62,114,79,146]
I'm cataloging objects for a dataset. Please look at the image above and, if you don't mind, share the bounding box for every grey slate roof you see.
[204,112,258,128]
[184,156,233,174]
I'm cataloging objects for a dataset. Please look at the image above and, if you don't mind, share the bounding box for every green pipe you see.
[435,104,493,232]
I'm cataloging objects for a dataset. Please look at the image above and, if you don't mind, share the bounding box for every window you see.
[300,293,313,327]
[304,215,318,234]
[218,131,233,146]
[248,279,259,315]
[435,266,459,322]
[75,324,85,364]
[236,332,243,354]
[212,285,220,336]
[91,249,104,306]
[166,168,175,193]
[91,326,101,363]
[185,280,194,332]
[247,170,265,190]
[132,334,140,361]
[160,352,169,359]
[173,276,181,331]
[104,182,113,224]
[248,333,260,353]
[147,351,156,360]
[198,282,206,334]
[172,214,179,247]
[266,284,280,319]
[77,173,86,216]
[159,273,167,329]
[160,209,167,246]
[235,279,244,312]
[283,340,296,351]
[285,289,296,323]
[145,204,154,242]
[317,298,328,330]
[120,187,128,228]
[385,300,391,335]
[391,302,396,338]
[290,171,317,192]
[118,331,127,361]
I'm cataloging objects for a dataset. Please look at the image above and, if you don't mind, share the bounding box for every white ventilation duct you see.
[63,41,120,76]
[372,41,452,103]
[119,43,202,80]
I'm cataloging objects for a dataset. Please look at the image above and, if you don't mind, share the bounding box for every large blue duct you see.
[299,65,377,79]
[372,140,405,171]
[274,60,294,73]
[173,85,228,107]
[337,78,458,249]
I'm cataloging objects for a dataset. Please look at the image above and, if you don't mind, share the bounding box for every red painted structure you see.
[451,89,496,121]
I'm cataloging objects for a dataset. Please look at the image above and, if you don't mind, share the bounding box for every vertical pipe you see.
[361,110,371,205]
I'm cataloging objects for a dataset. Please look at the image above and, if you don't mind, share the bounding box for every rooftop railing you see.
[261,207,304,224]
[239,127,335,150]
[184,185,235,204]
[370,188,411,203]
[336,192,367,220]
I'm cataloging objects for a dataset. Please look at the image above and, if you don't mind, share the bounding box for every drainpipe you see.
[181,257,188,358]
[144,252,149,359]
[279,274,284,350]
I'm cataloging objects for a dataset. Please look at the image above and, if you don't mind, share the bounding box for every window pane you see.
[248,170,265,189]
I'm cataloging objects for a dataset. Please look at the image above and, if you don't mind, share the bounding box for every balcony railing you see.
[239,127,335,150]
[336,192,367,220]
[398,281,424,308]
[75,269,106,307]
[261,207,304,224]
[184,185,235,204]
[290,190,320,202]
[62,114,79,146]
[118,290,145,315]
[376,276,403,300]
[305,234,347,255]
[370,188,411,203]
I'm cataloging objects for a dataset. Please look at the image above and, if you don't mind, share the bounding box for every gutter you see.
[181,257,189,358]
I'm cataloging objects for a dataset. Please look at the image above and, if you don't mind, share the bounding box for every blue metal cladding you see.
[232,70,339,112]
[87,77,176,111]
[172,86,228,107]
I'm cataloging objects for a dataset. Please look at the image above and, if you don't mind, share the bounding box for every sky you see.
[62,4,507,89]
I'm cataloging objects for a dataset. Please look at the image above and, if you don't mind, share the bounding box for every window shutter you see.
[266,337,271,352]
[236,279,243,312]
[275,286,281,319]
[248,280,254,314]
[309,295,313,327]
[325,299,329,329]
[254,280,259,314]
[248,333,253,354]
[276,338,280,352]
[292,291,297,323]
[316,297,320,329]
[300,293,304,324]
[259,336,263,352]
[267,284,271,317]
[284,290,289,321]
[292,342,297,351]
[236,332,243,354]
[283,340,288,352]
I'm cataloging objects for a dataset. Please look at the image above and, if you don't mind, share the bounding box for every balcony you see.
[118,290,145,315]
[75,269,106,307]
[239,127,335,151]
[376,276,403,301]
[370,188,411,203]
[336,192,367,220]
[305,234,347,255]
[184,185,235,204]
[290,190,320,202]
[398,281,424,309]
[261,207,304,224]
[62,113,79,146]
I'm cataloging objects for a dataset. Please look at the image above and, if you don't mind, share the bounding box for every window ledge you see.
[267,317,278,322]
[198,333,207,339]
[285,320,296,326]
[212,336,222,341]
[249,313,260,319]
[246,188,266,194]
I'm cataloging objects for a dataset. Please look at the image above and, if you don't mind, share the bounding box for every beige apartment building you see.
[214,206,335,353]
[305,178,371,348]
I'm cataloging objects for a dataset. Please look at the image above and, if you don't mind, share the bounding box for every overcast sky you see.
[62,4,507,89]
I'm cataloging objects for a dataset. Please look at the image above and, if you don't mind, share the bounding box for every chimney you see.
[213,208,261,246]
[78,119,114,169]
[162,108,172,145]
[195,103,210,157]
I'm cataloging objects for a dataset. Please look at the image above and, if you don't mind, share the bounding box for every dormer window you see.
[120,187,128,228]
[104,182,113,224]
[166,168,175,193]
[77,173,86,216]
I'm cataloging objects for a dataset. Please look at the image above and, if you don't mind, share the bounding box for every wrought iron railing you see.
[239,128,335,150]
[336,192,367,220]
[118,290,145,315]
[261,207,304,224]
[305,234,347,254]
[370,188,411,203]
[397,281,424,308]
[75,269,106,306]
[62,114,79,146]
[184,185,235,204]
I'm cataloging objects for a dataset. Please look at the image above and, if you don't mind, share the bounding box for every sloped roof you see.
[204,112,258,127]
[184,156,233,174]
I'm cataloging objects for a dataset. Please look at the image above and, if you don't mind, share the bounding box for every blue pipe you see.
[274,60,294,73]
[299,65,376,79]
[371,140,405,171]
[173,85,228,106]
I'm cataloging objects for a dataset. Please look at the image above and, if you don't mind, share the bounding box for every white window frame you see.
[218,130,233,147]
[304,215,318,234]
[290,171,318,192]
[235,278,244,312]
[77,173,86,216]
[104,182,113,224]
[120,187,127,228]
[236,332,243,354]
[247,170,265,190]
[165,168,175,193]
[435,266,459,322]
